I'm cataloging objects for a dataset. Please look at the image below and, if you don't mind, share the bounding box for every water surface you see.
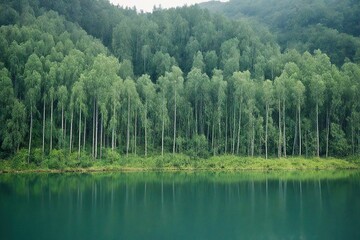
[1,171,359,239]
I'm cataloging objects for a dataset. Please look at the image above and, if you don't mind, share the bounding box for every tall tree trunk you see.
[236,102,242,155]
[100,113,103,159]
[64,118,67,148]
[200,99,204,135]
[265,103,269,159]
[232,104,236,154]
[83,116,86,152]
[78,107,82,157]
[212,121,215,156]
[144,102,148,157]
[225,103,228,154]
[92,99,95,158]
[161,96,165,157]
[69,109,73,154]
[292,113,298,155]
[28,105,33,163]
[112,104,116,151]
[298,103,302,156]
[251,117,255,157]
[195,98,198,136]
[42,98,46,154]
[316,103,319,157]
[283,99,286,157]
[351,126,355,155]
[50,96,53,151]
[95,102,98,159]
[126,95,131,157]
[173,88,177,154]
[278,99,282,158]
[326,108,330,158]
[61,105,64,148]
[134,111,137,155]
[218,111,222,155]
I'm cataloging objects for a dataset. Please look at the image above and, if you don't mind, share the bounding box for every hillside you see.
[200,0,360,66]
[0,0,359,165]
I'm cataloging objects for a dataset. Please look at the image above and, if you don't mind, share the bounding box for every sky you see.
[109,0,228,13]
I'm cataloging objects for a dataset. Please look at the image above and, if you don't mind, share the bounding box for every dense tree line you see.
[0,0,281,79]
[201,0,360,66]
[0,0,359,161]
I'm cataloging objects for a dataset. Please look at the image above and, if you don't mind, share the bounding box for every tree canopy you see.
[0,0,359,161]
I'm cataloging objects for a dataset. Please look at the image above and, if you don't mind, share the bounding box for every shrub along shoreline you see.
[0,149,359,173]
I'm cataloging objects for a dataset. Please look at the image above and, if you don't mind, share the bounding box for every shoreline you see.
[1,157,359,174]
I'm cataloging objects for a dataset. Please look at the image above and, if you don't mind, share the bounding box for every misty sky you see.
[109,0,228,12]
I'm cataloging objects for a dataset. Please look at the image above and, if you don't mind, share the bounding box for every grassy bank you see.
[1,148,359,173]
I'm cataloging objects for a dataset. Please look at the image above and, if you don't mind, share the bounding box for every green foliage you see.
[10,149,28,170]
[189,134,210,159]
[0,0,359,167]
[104,149,121,164]
[330,123,350,157]
[201,0,360,66]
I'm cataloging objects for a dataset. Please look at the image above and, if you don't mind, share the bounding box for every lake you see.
[1,171,359,240]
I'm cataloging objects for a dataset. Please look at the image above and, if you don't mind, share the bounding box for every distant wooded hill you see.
[200,0,360,66]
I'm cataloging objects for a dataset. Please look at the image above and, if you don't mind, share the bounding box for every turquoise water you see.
[0,172,359,239]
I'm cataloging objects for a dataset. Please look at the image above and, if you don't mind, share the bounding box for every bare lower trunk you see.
[112,105,116,150]
[42,99,46,154]
[50,97,53,151]
[126,95,131,157]
[100,114,103,159]
[265,104,269,159]
[134,111,137,155]
[92,99,95,158]
[278,99,282,158]
[299,103,302,156]
[351,126,355,155]
[28,105,33,163]
[161,97,165,157]
[144,103,148,157]
[225,104,228,154]
[64,119,67,148]
[326,109,330,158]
[69,109,73,154]
[61,105,64,148]
[83,117,86,152]
[78,108,82,157]
[232,104,236,154]
[173,89,177,154]
[195,99,198,136]
[212,121,215,156]
[95,102,98,159]
[316,103,319,157]
[292,114,298,155]
[236,103,242,155]
[251,119,255,157]
[283,99,286,157]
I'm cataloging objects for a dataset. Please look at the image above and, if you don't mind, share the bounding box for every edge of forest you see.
[1,152,359,173]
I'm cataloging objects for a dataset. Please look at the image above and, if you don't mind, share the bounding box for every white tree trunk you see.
[126,95,131,157]
[236,102,242,155]
[50,97,53,151]
[78,107,82,157]
[69,109,73,154]
[42,98,46,154]
[299,103,302,156]
[316,103,320,157]
[173,88,177,154]
[265,104,269,159]
[28,105,33,163]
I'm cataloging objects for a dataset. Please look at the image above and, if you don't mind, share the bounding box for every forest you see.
[0,0,359,165]
[200,0,360,66]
